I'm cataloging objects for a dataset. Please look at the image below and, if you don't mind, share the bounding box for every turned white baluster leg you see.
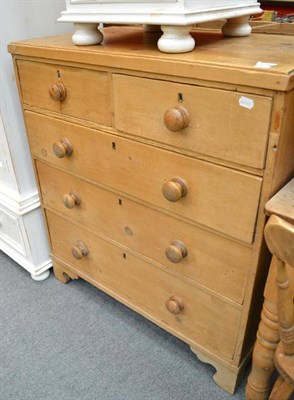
[31,269,50,281]
[158,25,195,53]
[72,23,103,46]
[222,16,252,37]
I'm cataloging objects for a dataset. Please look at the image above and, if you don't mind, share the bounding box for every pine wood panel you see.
[17,60,111,125]
[37,160,252,303]
[47,210,241,359]
[26,111,262,244]
[271,89,294,195]
[113,74,272,169]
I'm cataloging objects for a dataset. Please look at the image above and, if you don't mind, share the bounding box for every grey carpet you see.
[0,250,248,400]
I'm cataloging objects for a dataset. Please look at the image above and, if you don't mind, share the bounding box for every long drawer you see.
[18,60,111,125]
[26,111,262,243]
[37,161,252,303]
[113,74,272,169]
[47,210,241,359]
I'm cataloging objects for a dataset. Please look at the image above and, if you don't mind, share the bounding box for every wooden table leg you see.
[269,375,294,400]
[245,259,280,400]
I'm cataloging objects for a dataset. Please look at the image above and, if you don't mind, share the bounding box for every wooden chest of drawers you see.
[9,28,294,394]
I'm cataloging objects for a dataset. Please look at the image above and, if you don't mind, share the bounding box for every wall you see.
[1,0,72,196]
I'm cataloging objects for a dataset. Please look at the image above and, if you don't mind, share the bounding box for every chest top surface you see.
[8,27,294,91]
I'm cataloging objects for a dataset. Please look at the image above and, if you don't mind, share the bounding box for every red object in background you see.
[263,6,294,16]
[260,3,294,17]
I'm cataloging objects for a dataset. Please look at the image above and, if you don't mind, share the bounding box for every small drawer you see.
[113,74,272,169]
[26,111,262,244]
[37,161,252,304]
[47,211,241,359]
[17,60,111,125]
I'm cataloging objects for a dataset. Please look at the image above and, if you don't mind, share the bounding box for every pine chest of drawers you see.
[9,27,294,394]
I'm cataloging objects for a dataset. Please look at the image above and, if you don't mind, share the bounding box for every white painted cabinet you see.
[0,114,51,280]
[59,0,261,52]
[0,0,72,280]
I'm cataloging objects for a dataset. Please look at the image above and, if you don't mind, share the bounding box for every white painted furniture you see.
[0,114,51,280]
[59,0,262,52]
[0,0,72,280]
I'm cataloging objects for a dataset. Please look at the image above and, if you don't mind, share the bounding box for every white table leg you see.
[31,269,50,281]
[222,16,252,37]
[158,25,195,53]
[72,23,104,46]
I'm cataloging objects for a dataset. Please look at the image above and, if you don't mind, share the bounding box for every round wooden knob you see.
[63,191,81,209]
[164,105,190,132]
[52,138,73,158]
[162,177,188,202]
[49,82,67,101]
[71,241,89,260]
[165,240,188,263]
[166,296,185,315]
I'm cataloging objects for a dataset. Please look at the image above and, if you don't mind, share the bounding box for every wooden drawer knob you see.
[63,191,81,209]
[166,296,185,315]
[162,177,188,202]
[52,138,73,158]
[165,240,188,263]
[72,241,89,260]
[49,82,67,101]
[164,105,190,132]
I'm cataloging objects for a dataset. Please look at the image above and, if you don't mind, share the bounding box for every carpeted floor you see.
[0,250,249,400]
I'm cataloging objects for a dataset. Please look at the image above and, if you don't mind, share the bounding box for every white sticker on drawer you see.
[254,61,278,69]
[239,96,254,110]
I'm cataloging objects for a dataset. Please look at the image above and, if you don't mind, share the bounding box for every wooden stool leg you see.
[275,258,294,355]
[269,375,294,400]
[246,299,280,400]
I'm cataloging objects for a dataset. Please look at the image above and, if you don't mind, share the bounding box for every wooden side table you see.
[246,178,294,399]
